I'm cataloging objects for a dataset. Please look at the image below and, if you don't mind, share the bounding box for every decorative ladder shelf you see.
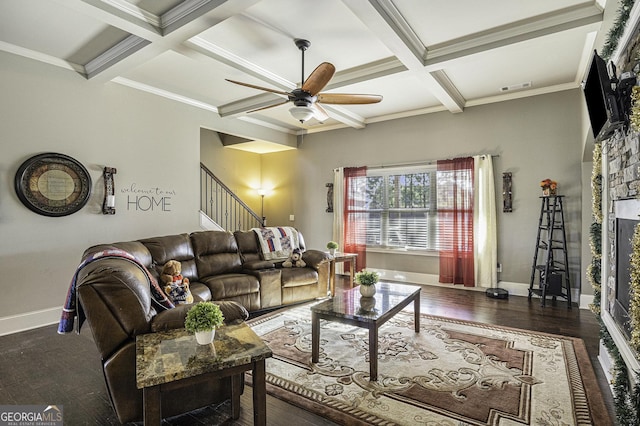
[528,195,572,308]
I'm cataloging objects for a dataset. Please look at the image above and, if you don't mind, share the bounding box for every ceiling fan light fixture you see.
[289,106,314,123]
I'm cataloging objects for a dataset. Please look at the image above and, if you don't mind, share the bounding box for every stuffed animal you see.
[282,248,306,268]
[160,260,194,304]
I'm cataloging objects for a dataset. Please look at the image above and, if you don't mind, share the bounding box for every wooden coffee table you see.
[136,322,272,425]
[310,282,421,381]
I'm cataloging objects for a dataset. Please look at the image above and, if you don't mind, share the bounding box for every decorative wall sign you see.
[502,172,513,213]
[14,153,92,217]
[121,183,176,212]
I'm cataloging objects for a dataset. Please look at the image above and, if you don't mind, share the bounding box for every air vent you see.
[500,82,532,92]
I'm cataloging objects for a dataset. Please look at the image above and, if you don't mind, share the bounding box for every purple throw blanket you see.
[57,248,174,334]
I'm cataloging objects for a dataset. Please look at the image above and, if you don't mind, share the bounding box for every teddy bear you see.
[282,248,306,268]
[160,260,194,304]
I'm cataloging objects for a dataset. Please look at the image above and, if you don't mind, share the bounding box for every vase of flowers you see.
[184,302,225,345]
[355,270,379,297]
[540,178,557,196]
[326,241,338,256]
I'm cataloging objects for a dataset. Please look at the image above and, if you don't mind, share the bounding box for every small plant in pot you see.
[184,302,225,345]
[355,270,379,297]
[326,241,339,255]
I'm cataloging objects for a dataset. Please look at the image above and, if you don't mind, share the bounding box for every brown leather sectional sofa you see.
[75,229,329,423]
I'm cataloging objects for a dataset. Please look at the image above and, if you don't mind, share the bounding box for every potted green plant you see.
[326,241,339,255]
[355,270,379,297]
[184,301,225,345]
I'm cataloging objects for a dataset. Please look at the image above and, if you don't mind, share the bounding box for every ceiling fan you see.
[226,39,382,123]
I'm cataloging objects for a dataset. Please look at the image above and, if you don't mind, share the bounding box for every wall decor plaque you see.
[14,152,92,217]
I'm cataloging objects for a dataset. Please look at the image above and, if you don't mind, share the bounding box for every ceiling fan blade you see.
[246,99,290,114]
[317,93,383,104]
[311,103,330,122]
[225,79,290,96]
[302,62,335,96]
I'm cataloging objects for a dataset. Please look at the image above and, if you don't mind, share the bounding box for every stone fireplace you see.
[602,131,640,374]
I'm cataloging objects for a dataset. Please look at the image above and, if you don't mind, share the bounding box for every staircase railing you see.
[200,163,264,231]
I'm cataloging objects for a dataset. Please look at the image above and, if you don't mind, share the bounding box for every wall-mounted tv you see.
[583,50,624,141]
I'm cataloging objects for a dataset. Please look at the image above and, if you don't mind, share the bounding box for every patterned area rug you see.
[248,304,608,425]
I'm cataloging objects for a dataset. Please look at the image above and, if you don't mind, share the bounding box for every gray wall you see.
[265,90,585,291]
[0,52,278,333]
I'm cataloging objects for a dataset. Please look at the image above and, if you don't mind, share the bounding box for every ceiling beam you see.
[424,2,603,67]
[63,0,262,82]
[342,0,465,113]
[185,37,296,91]
[51,0,162,41]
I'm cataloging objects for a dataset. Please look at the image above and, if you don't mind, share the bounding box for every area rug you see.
[248,304,609,425]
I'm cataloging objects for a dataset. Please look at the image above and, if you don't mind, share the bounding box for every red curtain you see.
[343,166,367,271]
[437,157,474,286]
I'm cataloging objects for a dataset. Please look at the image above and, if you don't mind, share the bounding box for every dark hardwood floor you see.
[0,278,614,425]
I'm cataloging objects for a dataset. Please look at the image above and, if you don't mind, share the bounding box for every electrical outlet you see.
[289,214,295,221]
[497,263,502,273]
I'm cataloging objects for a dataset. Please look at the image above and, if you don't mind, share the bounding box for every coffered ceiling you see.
[0,0,616,148]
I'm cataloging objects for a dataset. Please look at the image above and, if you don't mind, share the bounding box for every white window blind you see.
[362,165,437,251]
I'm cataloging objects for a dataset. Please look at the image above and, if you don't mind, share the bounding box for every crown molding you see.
[101,0,161,27]
[84,34,150,79]
[0,41,85,74]
[112,77,219,112]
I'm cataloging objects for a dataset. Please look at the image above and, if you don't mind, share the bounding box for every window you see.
[359,165,438,251]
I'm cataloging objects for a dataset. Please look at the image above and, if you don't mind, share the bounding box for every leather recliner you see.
[73,228,329,423]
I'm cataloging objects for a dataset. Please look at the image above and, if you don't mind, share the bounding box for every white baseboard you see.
[371,268,529,294]
[0,307,61,336]
[370,269,591,309]
[579,294,594,310]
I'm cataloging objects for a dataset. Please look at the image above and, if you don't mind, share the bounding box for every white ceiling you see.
[0,0,615,152]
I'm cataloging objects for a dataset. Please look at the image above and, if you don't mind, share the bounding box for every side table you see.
[328,252,357,296]
[136,322,272,425]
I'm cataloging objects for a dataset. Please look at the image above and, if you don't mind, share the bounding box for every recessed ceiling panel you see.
[321,71,442,118]
[196,0,393,84]
[393,0,591,47]
[444,27,591,100]
[120,48,295,107]
[0,0,128,64]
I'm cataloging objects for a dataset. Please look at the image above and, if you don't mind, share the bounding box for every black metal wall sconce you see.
[102,166,117,215]
[326,183,333,213]
[502,172,513,213]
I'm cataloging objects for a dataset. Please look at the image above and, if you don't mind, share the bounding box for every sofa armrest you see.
[242,260,276,270]
[150,301,249,332]
[302,249,331,270]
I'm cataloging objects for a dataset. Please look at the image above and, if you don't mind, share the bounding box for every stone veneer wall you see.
[606,129,640,321]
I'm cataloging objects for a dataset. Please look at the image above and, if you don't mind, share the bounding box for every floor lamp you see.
[257,188,266,226]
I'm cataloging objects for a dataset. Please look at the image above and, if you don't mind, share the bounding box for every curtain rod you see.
[367,154,500,170]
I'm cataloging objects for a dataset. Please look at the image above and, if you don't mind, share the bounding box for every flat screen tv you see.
[583,50,623,141]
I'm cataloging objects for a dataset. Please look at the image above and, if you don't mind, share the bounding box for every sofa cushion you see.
[188,282,211,302]
[139,234,197,281]
[201,273,260,300]
[234,230,262,263]
[191,231,242,277]
[281,267,318,287]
